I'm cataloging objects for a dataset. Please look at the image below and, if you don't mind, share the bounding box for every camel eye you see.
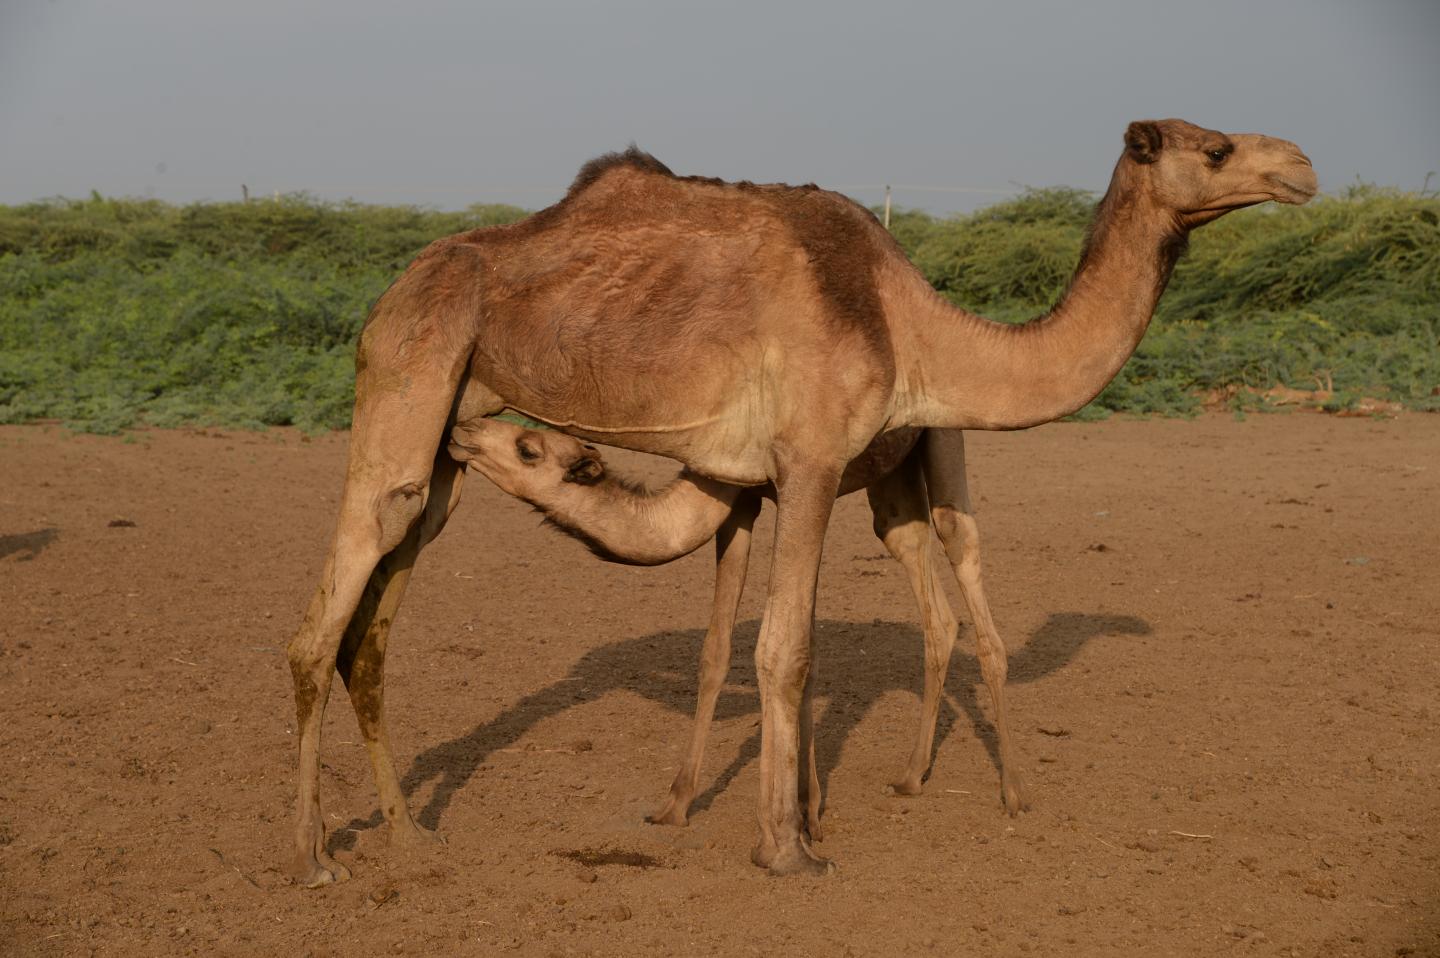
[516,439,541,462]
[1206,148,1229,165]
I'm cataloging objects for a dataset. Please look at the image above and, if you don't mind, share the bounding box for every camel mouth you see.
[1266,171,1318,205]
[1194,175,1317,215]
[446,440,477,463]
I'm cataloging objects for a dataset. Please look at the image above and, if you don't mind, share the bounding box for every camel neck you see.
[893,168,1185,431]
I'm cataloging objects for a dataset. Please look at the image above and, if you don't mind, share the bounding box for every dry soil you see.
[1,414,1437,957]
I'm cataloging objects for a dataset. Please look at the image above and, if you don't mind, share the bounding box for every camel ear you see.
[563,455,604,485]
[1125,121,1163,164]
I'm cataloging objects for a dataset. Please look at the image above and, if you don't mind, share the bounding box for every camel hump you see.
[568,146,676,197]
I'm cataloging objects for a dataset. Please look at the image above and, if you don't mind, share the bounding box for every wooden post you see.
[883,185,892,229]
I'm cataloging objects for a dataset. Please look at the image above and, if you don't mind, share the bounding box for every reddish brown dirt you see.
[1,414,1437,957]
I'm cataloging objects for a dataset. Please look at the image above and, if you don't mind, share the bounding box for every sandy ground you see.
[1,413,1437,957]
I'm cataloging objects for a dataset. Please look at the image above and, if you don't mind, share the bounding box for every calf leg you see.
[922,429,1027,814]
[335,451,465,846]
[649,492,762,826]
[866,451,960,796]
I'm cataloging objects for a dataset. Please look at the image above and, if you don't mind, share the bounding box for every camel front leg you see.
[922,430,1027,815]
[751,461,839,876]
[866,448,961,796]
[335,451,465,846]
[649,492,762,827]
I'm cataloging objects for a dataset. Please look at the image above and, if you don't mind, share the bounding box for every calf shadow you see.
[332,610,1148,852]
[0,527,58,562]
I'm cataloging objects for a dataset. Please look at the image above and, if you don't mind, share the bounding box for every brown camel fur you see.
[286,119,1315,884]
[447,417,998,832]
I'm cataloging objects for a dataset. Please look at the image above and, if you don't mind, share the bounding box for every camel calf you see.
[449,416,1014,835]
[449,420,740,566]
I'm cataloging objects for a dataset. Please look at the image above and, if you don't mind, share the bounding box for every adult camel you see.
[286,119,1315,884]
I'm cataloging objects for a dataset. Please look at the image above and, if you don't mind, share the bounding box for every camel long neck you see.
[897,169,1185,430]
[534,470,740,566]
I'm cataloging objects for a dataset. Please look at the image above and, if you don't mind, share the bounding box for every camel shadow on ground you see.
[331,611,1149,852]
[0,527,58,562]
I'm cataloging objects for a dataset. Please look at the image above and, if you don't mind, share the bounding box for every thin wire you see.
[833,184,1020,195]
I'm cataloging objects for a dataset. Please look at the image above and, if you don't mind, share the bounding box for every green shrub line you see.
[1,186,1435,434]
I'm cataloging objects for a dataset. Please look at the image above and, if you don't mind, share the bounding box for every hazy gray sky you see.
[2,0,1436,214]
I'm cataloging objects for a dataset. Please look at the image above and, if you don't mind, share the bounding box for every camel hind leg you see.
[287,280,478,886]
[335,450,466,848]
[287,452,436,886]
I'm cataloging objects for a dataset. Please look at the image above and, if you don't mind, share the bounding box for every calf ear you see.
[563,456,605,485]
[1125,121,1163,164]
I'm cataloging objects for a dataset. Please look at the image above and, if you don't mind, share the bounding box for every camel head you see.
[447,418,606,499]
[1121,119,1317,229]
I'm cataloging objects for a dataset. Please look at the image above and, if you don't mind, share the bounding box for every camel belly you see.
[456,368,777,485]
[837,427,922,495]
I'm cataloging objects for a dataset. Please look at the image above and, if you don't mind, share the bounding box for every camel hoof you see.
[391,820,445,847]
[645,805,690,828]
[767,842,834,877]
[1001,772,1029,816]
[805,817,824,844]
[292,856,352,889]
[752,838,833,876]
[886,777,924,797]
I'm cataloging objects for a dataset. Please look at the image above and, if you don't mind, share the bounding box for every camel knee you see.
[871,507,922,556]
[696,664,728,699]
[374,481,429,554]
[924,640,954,677]
[287,601,334,675]
[930,504,961,547]
[756,650,810,708]
[286,634,334,722]
[981,653,1008,686]
[975,635,1009,684]
[932,505,981,569]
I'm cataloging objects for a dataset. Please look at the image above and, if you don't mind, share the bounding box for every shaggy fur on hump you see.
[566,146,676,197]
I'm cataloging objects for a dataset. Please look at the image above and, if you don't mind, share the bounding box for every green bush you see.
[0,186,1434,433]
[0,194,527,432]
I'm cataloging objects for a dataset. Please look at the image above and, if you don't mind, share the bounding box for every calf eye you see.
[1206,148,1229,165]
[516,439,541,462]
